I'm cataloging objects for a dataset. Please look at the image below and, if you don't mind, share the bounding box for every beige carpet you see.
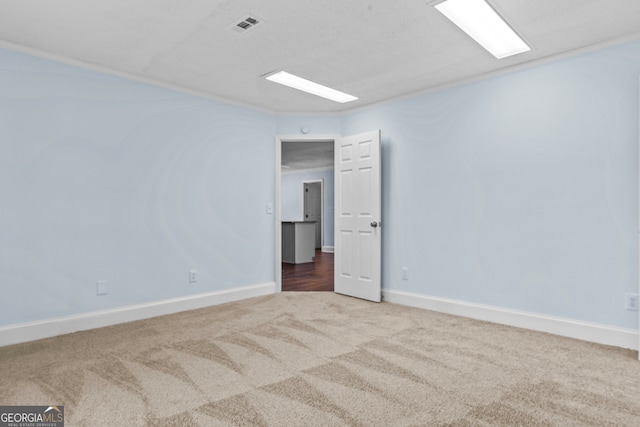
[0,292,639,426]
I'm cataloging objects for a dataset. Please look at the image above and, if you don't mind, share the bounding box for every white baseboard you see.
[322,246,335,253]
[0,282,276,347]
[382,289,638,351]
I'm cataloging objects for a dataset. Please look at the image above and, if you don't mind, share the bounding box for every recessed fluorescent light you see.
[435,0,530,59]
[265,71,358,103]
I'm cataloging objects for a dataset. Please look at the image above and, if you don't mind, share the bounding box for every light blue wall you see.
[342,39,640,329]
[0,49,276,326]
[276,114,341,136]
[3,36,640,332]
[281,168,335,247]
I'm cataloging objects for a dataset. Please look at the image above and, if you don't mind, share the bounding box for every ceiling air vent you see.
[231,16,262,34]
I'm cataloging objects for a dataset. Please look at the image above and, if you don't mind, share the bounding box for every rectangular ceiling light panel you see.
[435,0,530,59]
[265,71,358,103]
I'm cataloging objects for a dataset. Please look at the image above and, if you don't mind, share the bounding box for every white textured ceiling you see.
[282,141,334,172]
[1,1,640,113]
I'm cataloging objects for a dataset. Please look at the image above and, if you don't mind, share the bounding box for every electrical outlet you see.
[189,270,197,283]
[625,293,639,311]
[401,267,409,280]
[96,280,108,296]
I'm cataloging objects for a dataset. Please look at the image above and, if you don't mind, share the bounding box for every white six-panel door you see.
[334,130,382,302]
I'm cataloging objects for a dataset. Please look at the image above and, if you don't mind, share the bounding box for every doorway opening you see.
[275,135,338,292]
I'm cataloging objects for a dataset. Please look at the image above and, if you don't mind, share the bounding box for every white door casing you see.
[275,134,339,293]
[334,130,382,302]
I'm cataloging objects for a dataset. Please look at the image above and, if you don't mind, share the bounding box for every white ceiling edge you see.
[0,39,277,116]
[3,30,640,118]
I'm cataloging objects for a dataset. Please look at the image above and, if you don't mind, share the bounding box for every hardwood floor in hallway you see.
[282,249,334,291]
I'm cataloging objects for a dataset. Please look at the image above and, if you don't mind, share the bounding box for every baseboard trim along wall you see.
[382,289,638,351]
[322,246,335,253]
[0,282,276,347]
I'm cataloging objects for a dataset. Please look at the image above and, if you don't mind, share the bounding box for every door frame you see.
[302,179,324,249]
[275,134,340,292]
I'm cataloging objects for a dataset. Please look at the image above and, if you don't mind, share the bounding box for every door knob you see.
[370,221,378,228]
